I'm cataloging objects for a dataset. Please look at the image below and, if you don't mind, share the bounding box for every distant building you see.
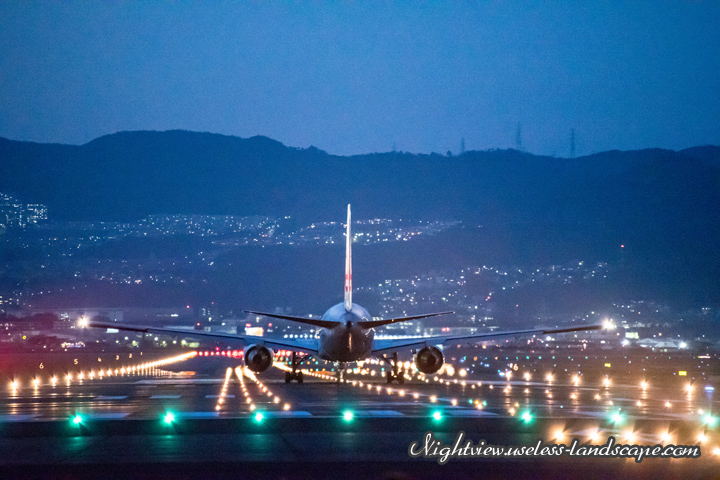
[0,192,47,228]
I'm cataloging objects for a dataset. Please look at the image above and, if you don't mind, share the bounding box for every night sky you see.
[1,2,718,156]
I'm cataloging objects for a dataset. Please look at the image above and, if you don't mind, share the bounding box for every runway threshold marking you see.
[176,412,221,419]
[0,414,35,422]
[355,410,405,417]
[260,411,312,418]
[448,410,499,417]
[88,413,129,419]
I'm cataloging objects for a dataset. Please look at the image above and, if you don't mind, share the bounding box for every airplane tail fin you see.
[344,204,352,311]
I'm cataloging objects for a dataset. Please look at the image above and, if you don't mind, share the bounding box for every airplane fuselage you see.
[317,302,374,361]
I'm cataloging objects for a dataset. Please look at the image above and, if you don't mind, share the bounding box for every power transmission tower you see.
[516,123,523,151]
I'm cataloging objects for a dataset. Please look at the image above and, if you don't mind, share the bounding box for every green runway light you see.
[704,414,717,427]
[611,411,623,424]
[521,411,533,423]
[343,410,354,422]
[432,411,442,421]
[71,414,83,425]
[163,412,175,424]
[254,412,264,422]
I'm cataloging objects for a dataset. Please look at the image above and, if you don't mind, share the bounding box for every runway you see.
[0,349,718,478]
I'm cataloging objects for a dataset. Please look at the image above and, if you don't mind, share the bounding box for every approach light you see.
[343,410,354,422]
[163,412,175,424]
[432,411,442,421]
[72,414,83,425]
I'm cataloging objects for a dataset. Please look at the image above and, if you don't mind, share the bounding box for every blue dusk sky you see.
[1,1,718,156]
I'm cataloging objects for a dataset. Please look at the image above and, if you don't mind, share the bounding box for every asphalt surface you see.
[0,352,718,479]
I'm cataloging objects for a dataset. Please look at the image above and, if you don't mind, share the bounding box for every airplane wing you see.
[242,311,339,329]
[357,311,454,328]
[87,321,319,355]
[371,324,603,355]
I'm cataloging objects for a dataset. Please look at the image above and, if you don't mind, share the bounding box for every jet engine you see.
[415,346,444,374]
[244,344,274,373]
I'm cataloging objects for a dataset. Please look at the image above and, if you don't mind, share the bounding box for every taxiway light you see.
[343,410,354,422]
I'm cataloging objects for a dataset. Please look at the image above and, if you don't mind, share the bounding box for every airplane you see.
[88,205,602,384]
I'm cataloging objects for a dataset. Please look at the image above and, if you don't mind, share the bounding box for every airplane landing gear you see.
[382,352,405,385]
[285,351,308,383]
[335,362,346,383]
[285,370,303,383]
